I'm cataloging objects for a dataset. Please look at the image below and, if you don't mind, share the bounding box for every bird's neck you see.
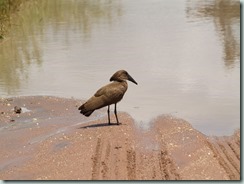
[114,80,128,91]
[121,80,128,88]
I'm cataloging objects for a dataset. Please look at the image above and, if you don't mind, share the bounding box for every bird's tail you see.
[78,103,94,117]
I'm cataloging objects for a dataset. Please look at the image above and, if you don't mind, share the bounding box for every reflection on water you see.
[0,0,122,94]
[0,0,240,136]
[186,0,240,68]
[0,0,26,39]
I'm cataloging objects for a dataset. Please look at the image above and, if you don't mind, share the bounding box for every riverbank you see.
[0,96,240,180]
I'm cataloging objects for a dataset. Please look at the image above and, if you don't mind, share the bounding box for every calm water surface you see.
[0,0,240,135]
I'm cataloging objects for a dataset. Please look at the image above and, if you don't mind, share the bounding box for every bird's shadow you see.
[78,122,124,129]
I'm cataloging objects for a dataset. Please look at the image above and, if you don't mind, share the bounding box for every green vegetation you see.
[0,0,27,39]
[0,0,122,94]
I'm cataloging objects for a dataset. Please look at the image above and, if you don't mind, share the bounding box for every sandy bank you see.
[0,96,240,180]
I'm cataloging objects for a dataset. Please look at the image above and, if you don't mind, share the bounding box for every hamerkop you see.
[78,70,137,125]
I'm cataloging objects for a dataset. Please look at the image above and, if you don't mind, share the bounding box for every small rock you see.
[115,146,122,149]
[14,106,22,114]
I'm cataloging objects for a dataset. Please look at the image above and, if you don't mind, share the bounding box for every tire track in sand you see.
[158,150,180,180]
[227,140,240,160]
[218,141,239,173]
[91,138,102,180]
[206,139,240,180]
[126,149,136,180]
[101,142,111,179]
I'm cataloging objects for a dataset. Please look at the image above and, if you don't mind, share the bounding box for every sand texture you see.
[0,96,240,180]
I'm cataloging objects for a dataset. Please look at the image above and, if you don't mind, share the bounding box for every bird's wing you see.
[94,82,126,98]
[94,83,115,97]
[94,83,125,104]
[82,83,125,111]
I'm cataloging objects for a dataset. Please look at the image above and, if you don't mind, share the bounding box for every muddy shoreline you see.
[0,96,240,180]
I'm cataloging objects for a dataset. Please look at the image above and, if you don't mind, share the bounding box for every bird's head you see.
[110,70,138,85]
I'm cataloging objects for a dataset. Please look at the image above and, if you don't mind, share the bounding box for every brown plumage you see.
[78,70,137,125]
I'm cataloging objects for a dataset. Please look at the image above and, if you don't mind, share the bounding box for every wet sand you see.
[0,96,240,180]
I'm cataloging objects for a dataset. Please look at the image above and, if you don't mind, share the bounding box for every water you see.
[0,0,240,136]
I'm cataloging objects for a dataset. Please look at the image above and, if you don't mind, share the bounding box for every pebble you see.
[14,106,22,114]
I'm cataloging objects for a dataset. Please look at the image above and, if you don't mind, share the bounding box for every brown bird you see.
[78,70,138,125]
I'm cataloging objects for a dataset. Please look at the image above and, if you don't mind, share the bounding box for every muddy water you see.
[0,0,240,136]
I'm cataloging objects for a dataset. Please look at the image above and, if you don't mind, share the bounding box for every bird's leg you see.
[114,103,120,125]
[107,105,111,125]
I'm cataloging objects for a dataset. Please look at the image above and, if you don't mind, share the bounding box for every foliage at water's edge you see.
[0,0,27,39]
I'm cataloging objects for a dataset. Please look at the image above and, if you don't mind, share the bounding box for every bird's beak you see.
[127,74,138,85]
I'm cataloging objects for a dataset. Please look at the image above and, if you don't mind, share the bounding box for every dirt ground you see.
[0,96,240,180]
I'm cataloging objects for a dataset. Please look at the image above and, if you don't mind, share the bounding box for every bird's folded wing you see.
[91,83,125,107]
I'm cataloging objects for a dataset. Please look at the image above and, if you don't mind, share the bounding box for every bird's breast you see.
[106,81,128,104]
[117,81,128,94]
